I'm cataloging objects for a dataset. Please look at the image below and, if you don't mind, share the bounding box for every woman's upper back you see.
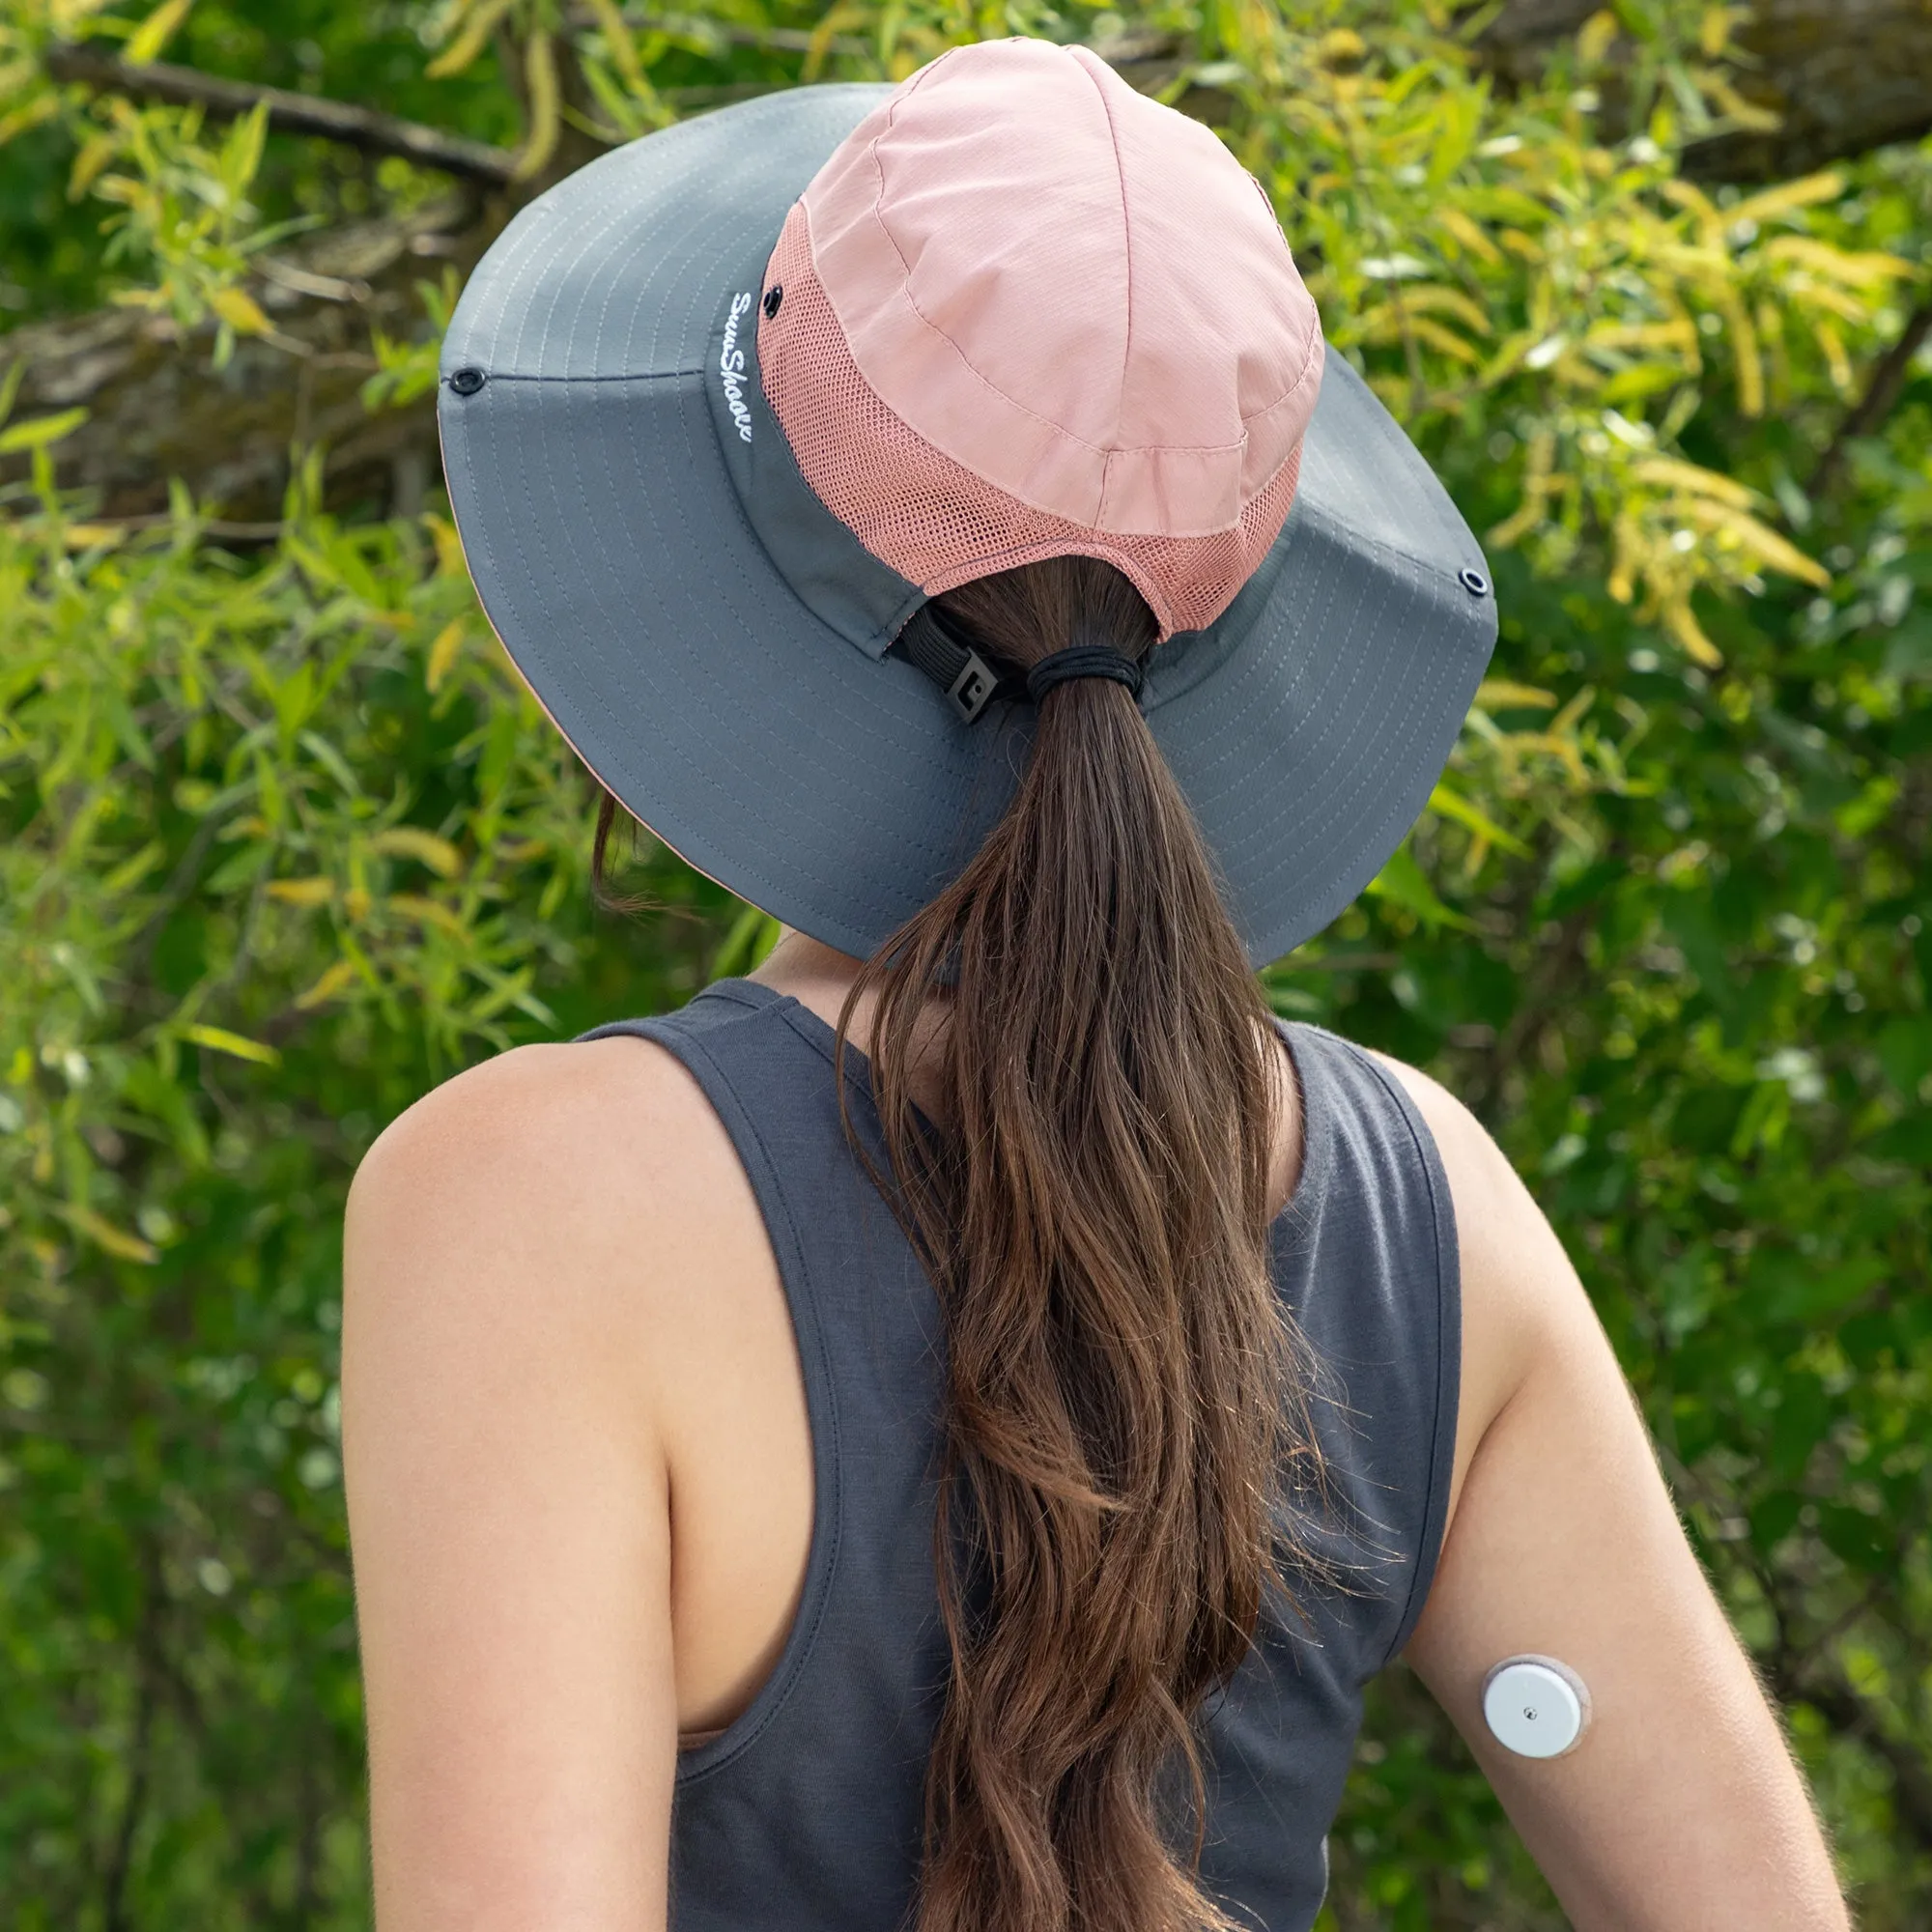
[570,976,1456,1929]
[343,954,1848,1931]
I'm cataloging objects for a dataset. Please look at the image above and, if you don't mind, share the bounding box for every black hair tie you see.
[1026,644,1145,703]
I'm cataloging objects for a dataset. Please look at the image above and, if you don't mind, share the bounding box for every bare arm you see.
[342,1044,682,1931]
[1384,1060,1849,1931]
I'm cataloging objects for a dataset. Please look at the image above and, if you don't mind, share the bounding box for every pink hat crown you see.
[756,38,1325,639]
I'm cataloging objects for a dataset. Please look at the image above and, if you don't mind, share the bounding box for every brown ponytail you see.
[838,555,1327,1932]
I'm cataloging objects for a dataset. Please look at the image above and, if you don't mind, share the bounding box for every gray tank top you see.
[581,978,1459,1932]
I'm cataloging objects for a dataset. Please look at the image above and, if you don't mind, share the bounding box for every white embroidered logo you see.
[719,292,753,443]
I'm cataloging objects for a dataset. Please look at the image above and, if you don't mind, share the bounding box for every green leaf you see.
[1874,1019,1932,1099]
[125,0,196,65]
[1364,843,1472,930]
[1767,1373,1831,1483]
[61,1205,159,1264]
[369,826,464,877]
[203,841,271,894]
[0,408,88,454]
[1747,1250,1887,1325]
[1818,1505,1892,1576]
[1863,1109,1932,1165]
[1748,1490,1804,1553]
[181,1023,280,1066]
[1427,781,1532,857]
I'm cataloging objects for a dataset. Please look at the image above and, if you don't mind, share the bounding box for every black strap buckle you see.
[896,606,1020,726]
[945,649,1003,724]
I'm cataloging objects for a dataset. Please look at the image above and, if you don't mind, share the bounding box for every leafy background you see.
[1,0,1929,1924]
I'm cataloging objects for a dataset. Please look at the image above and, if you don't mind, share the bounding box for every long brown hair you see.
[838,555,1327,1932]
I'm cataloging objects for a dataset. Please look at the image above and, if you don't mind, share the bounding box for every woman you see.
[344,39,1848,1932]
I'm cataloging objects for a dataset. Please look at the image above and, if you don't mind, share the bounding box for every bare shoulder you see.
[351,1034,711,1220]
[349,1032,731,1228]
[343,1032,751,1363]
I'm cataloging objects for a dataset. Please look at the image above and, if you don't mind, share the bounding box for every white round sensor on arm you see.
[1482,1655,1591,1759]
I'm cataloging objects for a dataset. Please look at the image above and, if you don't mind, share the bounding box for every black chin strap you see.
[895,607,1145,726]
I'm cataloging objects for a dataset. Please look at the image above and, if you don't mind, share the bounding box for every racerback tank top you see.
[580,978,1459,1932]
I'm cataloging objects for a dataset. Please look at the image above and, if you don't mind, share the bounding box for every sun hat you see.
[436,37,1497,966]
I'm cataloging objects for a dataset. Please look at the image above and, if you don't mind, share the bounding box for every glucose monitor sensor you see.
[1482,1656,1591,1759]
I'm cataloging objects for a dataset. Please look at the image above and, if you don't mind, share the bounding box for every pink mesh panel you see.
[758,203,1304,641]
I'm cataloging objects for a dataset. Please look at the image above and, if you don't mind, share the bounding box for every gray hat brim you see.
[438,84,1497,966]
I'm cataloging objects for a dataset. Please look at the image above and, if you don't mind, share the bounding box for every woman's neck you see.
[748,924,955,1124]
[747,926,876,1037]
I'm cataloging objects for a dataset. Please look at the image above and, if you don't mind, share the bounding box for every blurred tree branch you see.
[0,194,479,521]
[1473,0,1932,180]
[1811,296,1932,501]
[45,43,519,185]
